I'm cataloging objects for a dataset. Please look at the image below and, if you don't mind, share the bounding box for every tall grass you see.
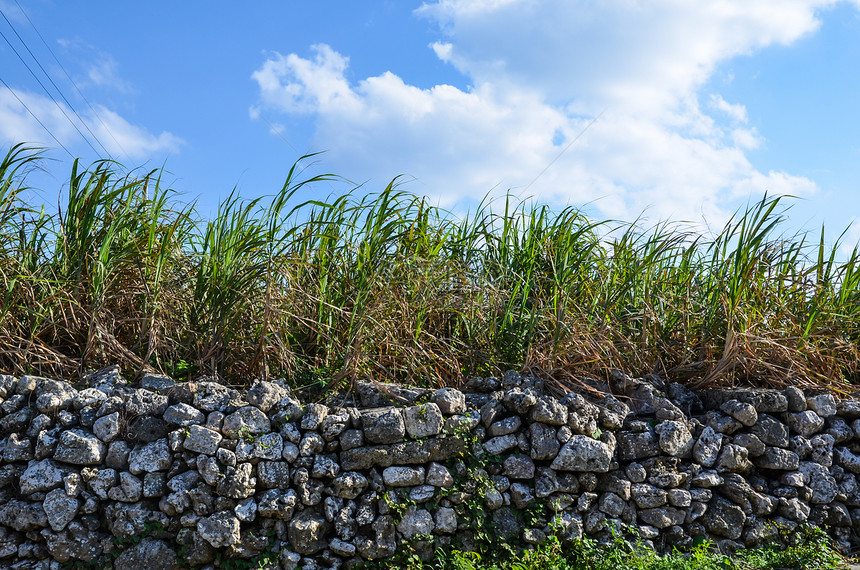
[2,142,859,390]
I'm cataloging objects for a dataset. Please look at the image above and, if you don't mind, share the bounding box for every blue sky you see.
[1,0,860,244]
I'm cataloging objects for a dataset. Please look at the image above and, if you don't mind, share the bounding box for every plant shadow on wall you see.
[2,142,860,391]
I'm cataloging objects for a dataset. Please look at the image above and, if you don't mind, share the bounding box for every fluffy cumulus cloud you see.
[251,0,854,223]
[0,88,183,161]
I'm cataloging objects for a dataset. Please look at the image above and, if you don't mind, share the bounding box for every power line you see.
[0,73,74,158]
[522,108,606,194]
[0,6,104,158]
[11,0,131,162]
[0,4,112,159]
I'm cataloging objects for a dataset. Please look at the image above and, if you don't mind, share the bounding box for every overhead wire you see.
[0,5,112,159]
[11,0,131,162]
[522,108,606,194]
[0,17,103,158]
[0,73,74,158]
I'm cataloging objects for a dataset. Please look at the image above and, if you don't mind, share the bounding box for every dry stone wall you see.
[1,366,860,569]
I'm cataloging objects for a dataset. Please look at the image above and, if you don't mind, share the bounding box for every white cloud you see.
[251,0,850,223]
[85,56,134,94]
[0,87,183,160]
[710,95,748,123]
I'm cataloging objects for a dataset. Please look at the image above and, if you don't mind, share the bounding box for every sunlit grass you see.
[2,142,860,390]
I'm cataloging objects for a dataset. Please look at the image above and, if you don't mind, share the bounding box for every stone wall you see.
[0,366,859,569]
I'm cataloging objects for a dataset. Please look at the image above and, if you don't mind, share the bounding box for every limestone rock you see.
[403,403,443,438]
[113,538,178,570]
[197,510,241,548]
[54,428,105,465]
[361,408,406,444]
[222,406,271,438]
[551,435,613,472]
[128,438,172,474]
[288,509,331,555]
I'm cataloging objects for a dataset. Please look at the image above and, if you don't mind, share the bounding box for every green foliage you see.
[2,144,860,390]
[367,526,846,570]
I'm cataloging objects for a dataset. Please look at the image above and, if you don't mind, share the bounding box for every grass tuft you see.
[2,143,860,391]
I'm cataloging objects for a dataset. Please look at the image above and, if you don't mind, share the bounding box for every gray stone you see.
[426,462,454,488]
[504,455,535,479]
[40,521,103,563]
[245,381,289,412]
[617,430,659,461]
[92,411,121,442]
[784,386,806,412]
[163,403,205,426]
[701,497,746,540]
[301,403,329,431]
[299,432,325,456]
[598,395,629,430]
[756,447,800,471]
[435,507,457,534]
[693,426,722,467]
[288,509,331,555]
[183,425,223,455]
[403,403,443,438]
[222,406,271,438]
[561,393,599,435]
[732,433,766,457]
[432,388,466,415]
[810,433,834,466]
[105,440,131,470]
[311,454,340,478]
[720,400,757,426]
[329,537,356,557]
[489,416,521,436]
[330,471,368,499]
[0,499,47,531]
[807,394,837,417]
[717,443,752,473]
[128,415,168,442]
[321,410,350,440]
[19,458,64,494]
[397,506,434,538]
[638,507,685,529]
[550,435,613,472]
[530,422,560,460]
[656,420,693,457]
[383,466,424,486]
[197,510,241,548]
[484,434,519,455]
[113,538,178,570]
[751,414,789,447]
[531,396,568,425]
[108,471,143,502]
[837,399,860,419]
[216,463,255,498]
[54,429,105,465]
[787,411,824,437]
[632,483,667,509]
[192,381,234,412]
[510,482,535,508]
[668,488,691,507]
[125,389,169,417]
[599,492,626,517]
[257,488,298,519]
[798,461,838,504]
[43,488,79,531]
[361,408,405,444]
[128,439,171,474]
[778,497,810,521]
[87,468,117,499]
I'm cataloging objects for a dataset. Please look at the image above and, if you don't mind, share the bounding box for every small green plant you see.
[236,425,256,443]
